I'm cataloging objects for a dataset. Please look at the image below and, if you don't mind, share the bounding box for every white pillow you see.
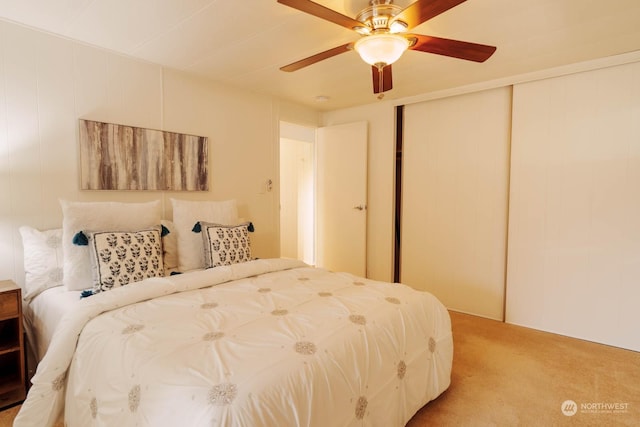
[160,219,178,275]
[19,226,64,302]
[61,199,162,291]
[200,222,252,268]
[170,198,238,272]
[87,226,164,293]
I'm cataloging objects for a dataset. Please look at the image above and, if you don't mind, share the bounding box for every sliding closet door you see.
[401,88,511,320]
[507,62,640,351]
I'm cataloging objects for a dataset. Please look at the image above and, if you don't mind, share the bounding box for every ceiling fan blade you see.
[393,0,467,30]
[372,65,393,94]
[277,0,365,32]
[408,34,496,62]
[280,43,352,72]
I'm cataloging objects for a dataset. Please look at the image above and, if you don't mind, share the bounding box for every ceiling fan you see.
[278,0,496,96]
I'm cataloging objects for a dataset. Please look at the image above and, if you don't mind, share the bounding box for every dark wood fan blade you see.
[393,0,467,30]
[408,34,496,62]
[372,65,393,94]
[277,0,365,32]
[280,43,352,72]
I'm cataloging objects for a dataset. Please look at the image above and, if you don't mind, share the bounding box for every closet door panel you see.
[401,87,511,320]
[506,62,640,351]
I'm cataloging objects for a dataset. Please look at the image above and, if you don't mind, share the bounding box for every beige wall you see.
[279,137,313,263]
[279,122,315,265]
[0,20,319,286]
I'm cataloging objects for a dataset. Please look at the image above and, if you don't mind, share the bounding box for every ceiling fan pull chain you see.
[377,64,385,99]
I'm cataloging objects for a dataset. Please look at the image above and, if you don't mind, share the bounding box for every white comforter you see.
[15,259,452,427]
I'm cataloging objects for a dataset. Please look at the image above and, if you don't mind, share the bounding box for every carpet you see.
[407,311,640,426]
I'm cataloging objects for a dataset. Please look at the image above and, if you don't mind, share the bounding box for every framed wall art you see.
[79,119,208,191]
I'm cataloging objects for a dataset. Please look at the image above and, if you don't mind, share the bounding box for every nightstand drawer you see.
[0,291,19,319]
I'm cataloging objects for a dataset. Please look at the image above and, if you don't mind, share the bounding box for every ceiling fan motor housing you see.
[356,3,403,32]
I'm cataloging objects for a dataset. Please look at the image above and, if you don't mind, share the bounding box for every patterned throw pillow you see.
[87,226,164,293]
[200,222,252,268]
[61,199,162,291]
[171,198,239,272]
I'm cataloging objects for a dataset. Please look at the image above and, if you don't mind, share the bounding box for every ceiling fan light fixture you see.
[354,34,409,67]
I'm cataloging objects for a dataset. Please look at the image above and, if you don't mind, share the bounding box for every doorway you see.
[279,120,368,275]
[279,122,315,265]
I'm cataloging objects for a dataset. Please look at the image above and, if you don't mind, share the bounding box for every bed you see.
[14,199,453,427]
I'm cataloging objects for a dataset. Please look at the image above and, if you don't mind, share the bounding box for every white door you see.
[316,121,368,276]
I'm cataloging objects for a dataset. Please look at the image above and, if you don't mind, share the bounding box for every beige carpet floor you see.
[2,311,638,426]
[407,311,640,426]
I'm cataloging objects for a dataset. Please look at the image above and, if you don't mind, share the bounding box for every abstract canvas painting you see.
[79,119,208,191]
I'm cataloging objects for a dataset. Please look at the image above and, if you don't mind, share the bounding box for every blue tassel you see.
[73,231,89,246]
[80,289,94,299]
[248,222,254,232]
[161,224,170,237]
[192,222,201,233]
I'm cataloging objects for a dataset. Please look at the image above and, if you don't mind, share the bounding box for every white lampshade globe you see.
[354,34,410,66]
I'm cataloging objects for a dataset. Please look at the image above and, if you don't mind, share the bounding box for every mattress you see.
[16,259,453,427]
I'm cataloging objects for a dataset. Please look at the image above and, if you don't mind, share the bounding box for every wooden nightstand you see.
[0,280,25,409]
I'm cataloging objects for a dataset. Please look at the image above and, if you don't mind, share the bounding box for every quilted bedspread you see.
[15,258,452,427]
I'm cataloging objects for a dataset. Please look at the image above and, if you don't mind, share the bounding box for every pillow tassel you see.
[72,231,89,246]
[161,224,170,237]
[80,289,94,299]
[248,222,254,232]
[192,222,202,233]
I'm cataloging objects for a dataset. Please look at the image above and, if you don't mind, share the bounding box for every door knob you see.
[353,205,366,211]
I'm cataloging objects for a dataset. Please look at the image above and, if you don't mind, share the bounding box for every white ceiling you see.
[1,0,639,111]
